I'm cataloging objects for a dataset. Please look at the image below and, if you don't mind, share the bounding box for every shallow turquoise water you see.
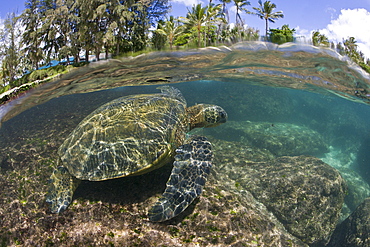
[2,42,370,190]
[3,75,370,182]
[0,42,369,245]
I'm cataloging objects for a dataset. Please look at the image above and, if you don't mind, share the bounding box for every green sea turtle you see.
[46,86,227,222]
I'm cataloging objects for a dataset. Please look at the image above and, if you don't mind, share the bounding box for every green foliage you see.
[13,65,69,87]
[219,25,259,44]
[174,32,192,47]
[233,0,251,27]
[152,16,184,50]
[340,37,370,73]
[28,70,49,81]
[1,13,24,84]
[359,62,370,74]
[152,21,168,50]
[19,0,169,63]
[21,0,44,70]
[312,31,329,47]
[269,24,295,44]
[0,0,169,97]
[0,85,11,94]
[179,3,225,47]
[252,0,284,39]
[180,4,209,48]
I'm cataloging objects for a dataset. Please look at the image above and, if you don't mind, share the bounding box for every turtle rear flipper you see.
[46,166,80,213]
[148,136,213,222]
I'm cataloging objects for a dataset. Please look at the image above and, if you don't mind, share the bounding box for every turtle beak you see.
[219,109,228,123]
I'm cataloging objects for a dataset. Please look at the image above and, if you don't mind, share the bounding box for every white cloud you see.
[294,26,311,44]
[229,5,237,14]
[325,7,337,20]
[320,8,370,58]
[357,43,370,60]
[171,0,203,7]
[326,7,336,13]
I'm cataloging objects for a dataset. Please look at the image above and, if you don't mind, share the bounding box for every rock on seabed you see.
[213,139,347,246]
[328,197,370,247]
[0,135,347,246]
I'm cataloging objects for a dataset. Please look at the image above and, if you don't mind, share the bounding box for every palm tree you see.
[233,0,250,27]
[155,16,182,50]
[207,4,224,25]
[343,37,361,63]
[312,31,329,47]
[219,0,231,23]
[252,0,284,40]
[180,4,208,47]
[206,3,225,45]
[344,37,358,54]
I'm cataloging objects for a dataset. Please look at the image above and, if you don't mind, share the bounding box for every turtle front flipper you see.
[148,136,213,222]
[46,165,80,213]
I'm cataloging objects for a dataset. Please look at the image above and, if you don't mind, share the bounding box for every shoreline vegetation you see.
[1,0,369,105]
[0,63,85,104]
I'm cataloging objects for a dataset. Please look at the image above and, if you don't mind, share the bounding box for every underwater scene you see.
[0,42,369,246]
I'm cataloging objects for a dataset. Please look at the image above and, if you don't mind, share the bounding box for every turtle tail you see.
[148,136,212,222]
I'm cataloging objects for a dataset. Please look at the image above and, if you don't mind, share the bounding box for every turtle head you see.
[187,104,228,130]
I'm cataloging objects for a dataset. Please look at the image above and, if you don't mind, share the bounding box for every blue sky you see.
[1,0,370,56]
[170,0,370,31]
[2,0,369,30]
[171,0,370,56]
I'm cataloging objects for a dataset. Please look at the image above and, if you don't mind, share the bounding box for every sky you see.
[1,0,370,57]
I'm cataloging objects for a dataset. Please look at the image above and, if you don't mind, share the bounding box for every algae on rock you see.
[328,197,370,247]
[212,139,347,246]
[0,125,347,246]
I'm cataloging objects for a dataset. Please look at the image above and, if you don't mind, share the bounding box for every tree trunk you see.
[116,41,120,56]
[74,54,80,64]
[198,24,201,47]
[265,18,268,41]
[95,49,100,61]
[34,59,39,70]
